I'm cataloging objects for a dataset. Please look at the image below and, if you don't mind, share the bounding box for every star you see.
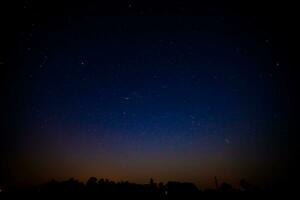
[140,131,146,136]
[269,73,273,78]
[224,138,230,144]
[189,115,195,119]
[153,75,159,79]
[123,97,130,100]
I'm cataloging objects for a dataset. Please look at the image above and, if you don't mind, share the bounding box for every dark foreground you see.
[1,177,290,198]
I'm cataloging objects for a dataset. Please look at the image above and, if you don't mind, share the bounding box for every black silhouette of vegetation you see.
[2,176,288,197]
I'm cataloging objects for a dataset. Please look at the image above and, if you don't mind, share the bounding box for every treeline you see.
[21,177,261,198]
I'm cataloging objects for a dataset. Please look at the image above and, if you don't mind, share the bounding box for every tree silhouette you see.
[3,176,269,197]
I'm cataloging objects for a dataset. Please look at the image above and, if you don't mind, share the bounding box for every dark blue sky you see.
[1,2,296,189]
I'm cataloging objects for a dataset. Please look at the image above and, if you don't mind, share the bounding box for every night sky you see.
[1,1,297,189]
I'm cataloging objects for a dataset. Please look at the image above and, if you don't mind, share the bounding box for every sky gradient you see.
[1,2,297,189]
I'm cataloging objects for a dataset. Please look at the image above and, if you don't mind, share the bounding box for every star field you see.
[0,1,297,189]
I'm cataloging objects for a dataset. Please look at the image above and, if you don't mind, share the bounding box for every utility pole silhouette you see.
[214,176,219,190]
